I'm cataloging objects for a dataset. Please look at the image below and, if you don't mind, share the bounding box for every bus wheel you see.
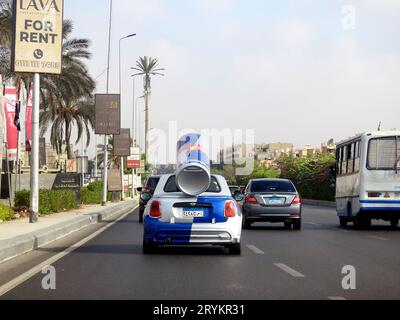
[339,217,348,227]
[390,219,399,229]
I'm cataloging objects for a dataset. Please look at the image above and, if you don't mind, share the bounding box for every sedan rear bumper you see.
[244,204,302,221]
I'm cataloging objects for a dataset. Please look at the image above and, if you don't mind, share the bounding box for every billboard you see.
[113,128,131,157]
[12,0,64,74]
[95,94,121,135]
[108,169,122,192]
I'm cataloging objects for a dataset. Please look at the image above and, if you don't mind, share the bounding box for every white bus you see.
[336,131,400,228]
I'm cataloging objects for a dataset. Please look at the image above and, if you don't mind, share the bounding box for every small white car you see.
[142,174,242,255]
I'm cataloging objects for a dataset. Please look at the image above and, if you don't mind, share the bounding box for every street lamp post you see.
[102,0,113,206]
[118,33,136,201]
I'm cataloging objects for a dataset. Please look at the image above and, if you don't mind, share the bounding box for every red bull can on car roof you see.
[176,133,211,196]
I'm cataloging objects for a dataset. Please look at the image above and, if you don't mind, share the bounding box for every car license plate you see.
[182,209,204,218]
[269,198,284,205]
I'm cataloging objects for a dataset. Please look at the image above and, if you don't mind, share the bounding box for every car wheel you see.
[339,217,348,227]
[390,219,399,228]
[142,239,158,254]
[242,217,251,230]
[284,222,292,230]
[139,212,144,224]
[293,219,302,231]
[227,243,241,255]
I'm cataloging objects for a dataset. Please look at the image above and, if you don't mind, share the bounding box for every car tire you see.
[339,217,348,227]
[293,219,302,231]
[139,212,144,224]
[227,243,241,255]
[284,222,292,230]
[242,217,251,230]
[390,219,399,228]
[143,239,158,254]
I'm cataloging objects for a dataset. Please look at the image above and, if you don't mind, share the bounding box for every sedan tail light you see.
[224,201,237,218]
[245,195,258,205]
[291,195,301,205]
[149,200,161,218]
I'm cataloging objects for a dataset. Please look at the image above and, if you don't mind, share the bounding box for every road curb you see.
[0,199,138,264]
[302,199,336,208]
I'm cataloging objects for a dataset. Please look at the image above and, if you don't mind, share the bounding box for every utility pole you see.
[102,0,113,206]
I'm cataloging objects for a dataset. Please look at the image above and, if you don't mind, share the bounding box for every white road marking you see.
[274,263,305,278]
[367,236,389,241]
[306,222,321,226]
[328,296,346,300]
[246,245,264,255]
[334,228,350,233]
[0,206,138,297]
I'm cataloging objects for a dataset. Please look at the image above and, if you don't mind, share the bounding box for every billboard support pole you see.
[29,73,40,223]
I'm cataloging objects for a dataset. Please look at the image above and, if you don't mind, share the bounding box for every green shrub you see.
[81,181,112,205]
[14,189,78,215]
[0,204,13,221]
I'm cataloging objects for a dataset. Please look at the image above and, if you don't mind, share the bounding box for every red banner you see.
[4,88,18,160]
[25,84,33,152]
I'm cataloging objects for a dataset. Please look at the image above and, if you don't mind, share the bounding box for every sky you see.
[62,0,400,158]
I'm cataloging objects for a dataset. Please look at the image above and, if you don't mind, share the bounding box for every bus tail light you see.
[150,201,161,218]
[224,201,237,218]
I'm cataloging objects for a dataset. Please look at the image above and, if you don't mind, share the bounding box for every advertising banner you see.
[12,0,64,74]
[25,83,32,151]
[108,169,122,191]
[4,88,18,160]
[95,94,121,135]
[113,128,131,156]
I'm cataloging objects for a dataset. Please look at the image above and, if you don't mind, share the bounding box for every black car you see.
[137,175,161,223]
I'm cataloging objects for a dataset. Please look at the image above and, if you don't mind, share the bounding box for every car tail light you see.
[150,201,161,218]
[291,195,301,205]
[224,201,237,218]
[245,195,258,205]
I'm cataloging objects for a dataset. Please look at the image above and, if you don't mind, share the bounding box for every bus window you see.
[347,144,354,174]
[337,148,342,176]
[354,141,360,172]
[342,146,348,175]
[368,137,400,170]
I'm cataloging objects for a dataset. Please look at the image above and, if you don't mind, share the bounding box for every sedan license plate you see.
[182,209,204,218]
[268,198,284,205]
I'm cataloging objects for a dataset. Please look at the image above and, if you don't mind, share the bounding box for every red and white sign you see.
[25,84,33,151]
[4,88,18,160]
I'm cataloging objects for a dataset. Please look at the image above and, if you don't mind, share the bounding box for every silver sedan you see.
[239,179,302,230]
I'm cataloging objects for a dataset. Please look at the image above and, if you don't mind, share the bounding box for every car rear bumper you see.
[144,217,241,245]
[244,204,301,221]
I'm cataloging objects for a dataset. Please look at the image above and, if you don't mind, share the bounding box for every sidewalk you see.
[0,199,138,263]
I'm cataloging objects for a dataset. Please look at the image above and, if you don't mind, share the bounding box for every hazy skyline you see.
[63,0,400,156]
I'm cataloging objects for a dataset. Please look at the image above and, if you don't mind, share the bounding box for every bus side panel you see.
[336,173,361,217]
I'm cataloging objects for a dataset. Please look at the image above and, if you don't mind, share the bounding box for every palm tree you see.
[131,56,165,159]
[40,96,95,159]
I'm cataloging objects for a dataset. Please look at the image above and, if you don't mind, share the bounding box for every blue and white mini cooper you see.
[142,174,242,255]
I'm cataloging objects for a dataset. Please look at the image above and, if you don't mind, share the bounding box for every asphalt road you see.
[0,205,399,300]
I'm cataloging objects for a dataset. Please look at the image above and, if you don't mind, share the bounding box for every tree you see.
[40,97,95,159]
[131,56,165,159]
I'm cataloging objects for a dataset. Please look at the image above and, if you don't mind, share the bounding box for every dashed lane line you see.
[274,263,305,278]
[246,245,265,255]
[328,297,346,300]
[366,236,389,241]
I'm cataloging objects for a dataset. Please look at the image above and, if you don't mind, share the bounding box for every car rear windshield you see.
[146,177,160,190]
[164,176,221,193]
[250,180,296,193]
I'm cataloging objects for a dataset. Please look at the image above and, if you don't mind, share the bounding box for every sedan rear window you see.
[164,176,221,193]
[251,180,296,193]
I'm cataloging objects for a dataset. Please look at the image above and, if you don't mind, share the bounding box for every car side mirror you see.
[140,192,152,202]
[137,187,143,192]
[233,192,244,202]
